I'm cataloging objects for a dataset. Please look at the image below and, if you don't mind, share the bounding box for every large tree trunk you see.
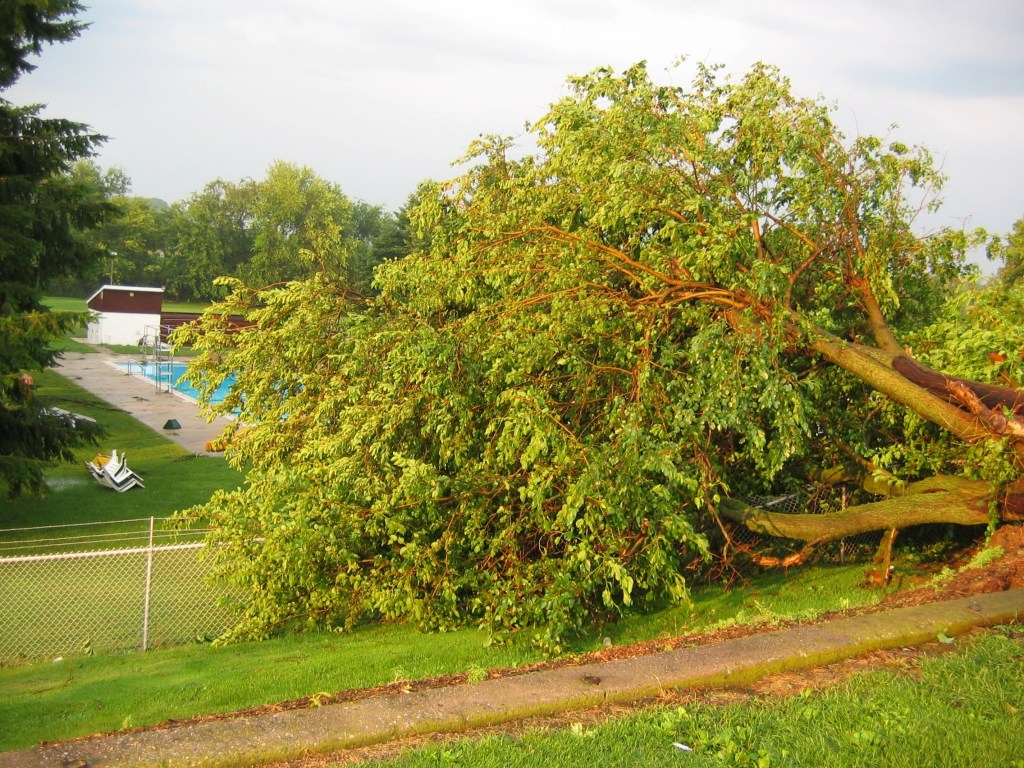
[809,334,996,446]
[719,479,992,546]
[719,476,1024,563]
[808,330,1024,462]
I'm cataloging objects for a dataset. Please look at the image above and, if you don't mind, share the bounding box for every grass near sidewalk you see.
[366,629,1024,768]
[0,563,887,752]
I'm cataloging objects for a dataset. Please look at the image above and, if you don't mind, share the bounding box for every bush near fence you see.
[0,518,240,665]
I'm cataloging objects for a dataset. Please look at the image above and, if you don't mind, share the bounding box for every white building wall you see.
[86,312,162,346]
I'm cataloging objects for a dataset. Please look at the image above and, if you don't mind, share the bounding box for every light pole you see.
[109,250,116,284]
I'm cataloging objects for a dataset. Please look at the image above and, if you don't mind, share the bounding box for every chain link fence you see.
[0,518,241,665]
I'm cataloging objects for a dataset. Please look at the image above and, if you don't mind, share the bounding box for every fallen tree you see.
[179,60,1024,646]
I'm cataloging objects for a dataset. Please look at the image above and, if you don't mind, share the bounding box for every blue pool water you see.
[117,361,237,406]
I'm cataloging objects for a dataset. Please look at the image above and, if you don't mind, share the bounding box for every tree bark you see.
[848,276,904,357]
[809,333,1001,446]
[891,355,1024,414]
[719,480,993,546]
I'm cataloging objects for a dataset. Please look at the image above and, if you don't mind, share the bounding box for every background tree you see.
[346,200,404,294]
[107,196,174,286]
[989,215,1024,288]
[45,160,178,294]
[162,164,390,300]
[240,161,353,287]
[165,178,255,301]
[0,0,105,497]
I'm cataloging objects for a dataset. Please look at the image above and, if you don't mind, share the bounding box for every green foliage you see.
[347,199,406,294]
[48,160,179,293]
[0,1,85,89]
[241,160,353,285]
[989,215,1024,287]
[178,273,713,648]
[161,163,405,301]
[963,546,1004,570]
[166,177,256,300]
[0,293,100,496]
[180,60,984,646]
[0,2,109,496]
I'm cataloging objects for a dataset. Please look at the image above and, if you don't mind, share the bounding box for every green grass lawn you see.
[0,617,540,749]
[366,629,1024,768]
[0,541,238,662]
[53,337,98,354]
[1,369,241,532]
[42,295,211,315]
[162,299,211,314]
[41,296,87,312]
[0,368,246,670]
[39,296,90,345]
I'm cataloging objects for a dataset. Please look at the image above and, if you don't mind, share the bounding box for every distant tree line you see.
[48,159,415,301]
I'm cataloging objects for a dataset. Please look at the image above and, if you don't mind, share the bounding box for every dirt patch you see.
[880,524,1024,608]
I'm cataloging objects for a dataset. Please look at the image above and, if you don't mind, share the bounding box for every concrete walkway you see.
[2,590,1021,768]
[54,346,234,456]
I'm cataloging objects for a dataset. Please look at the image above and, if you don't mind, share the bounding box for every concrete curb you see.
[3,589,1021,768]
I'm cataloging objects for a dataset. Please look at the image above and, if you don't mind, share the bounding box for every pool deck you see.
[54,345,234,456]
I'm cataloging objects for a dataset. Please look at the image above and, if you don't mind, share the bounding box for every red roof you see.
[86,285,163,314]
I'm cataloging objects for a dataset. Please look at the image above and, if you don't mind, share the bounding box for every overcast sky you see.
[10,0,1024,252]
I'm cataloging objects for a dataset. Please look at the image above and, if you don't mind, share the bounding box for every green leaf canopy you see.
[180,61,1001,647]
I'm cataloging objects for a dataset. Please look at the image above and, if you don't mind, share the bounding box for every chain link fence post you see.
[0,517,241,664]
[141,516,154,651]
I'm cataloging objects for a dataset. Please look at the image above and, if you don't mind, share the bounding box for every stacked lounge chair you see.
[86,449,145,492]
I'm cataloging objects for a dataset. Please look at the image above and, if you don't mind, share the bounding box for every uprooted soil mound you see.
[881,524,1024,608]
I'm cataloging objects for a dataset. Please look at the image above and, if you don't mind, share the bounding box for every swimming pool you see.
[116,361,237,406]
